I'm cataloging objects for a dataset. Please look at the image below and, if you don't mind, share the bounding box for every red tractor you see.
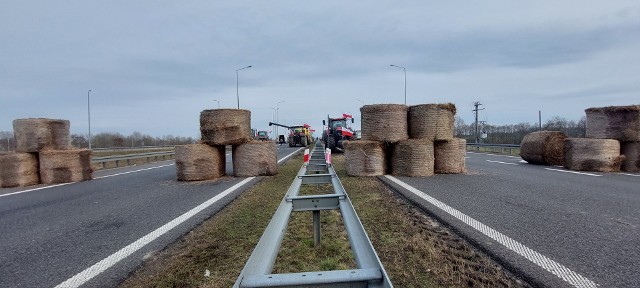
[322,114,355,152]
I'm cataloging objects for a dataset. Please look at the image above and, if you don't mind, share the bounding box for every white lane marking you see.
[617,173,640,177]
[486,160,519,166]
[55,177,255,288]
[94,164,174,179]
[0,163,175,198]
[384,176,598,288]
[519,160,528,163]
[0,183,72,198]
[278,148,304,164]
[545,168,602,177]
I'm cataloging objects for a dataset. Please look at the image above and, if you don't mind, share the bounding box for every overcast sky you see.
[1,1,639,138]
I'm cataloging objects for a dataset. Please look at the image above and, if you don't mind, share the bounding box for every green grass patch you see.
[120,152,527,288]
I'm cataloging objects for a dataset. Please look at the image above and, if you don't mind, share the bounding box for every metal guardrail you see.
[466,143,520,155]
[91,151,175,168]
[92,145,176,151]
[234,143,393,287]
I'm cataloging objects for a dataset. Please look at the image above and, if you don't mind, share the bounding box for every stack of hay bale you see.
[564,105,640,172]
[344,103,465,177]
[175,109,277,181]
[0,118,92,187]
[519,131,567,166]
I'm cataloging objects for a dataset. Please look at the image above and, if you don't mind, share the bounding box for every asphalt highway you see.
[380,151,639,288]
[0,144,303,288]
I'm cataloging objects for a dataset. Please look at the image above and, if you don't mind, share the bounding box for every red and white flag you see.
[303,149,310,163]
[325,148,332,165]
[341,127,353,137]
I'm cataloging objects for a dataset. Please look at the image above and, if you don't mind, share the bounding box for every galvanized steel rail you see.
[234,142,393,287]
[91,151,175,168]
[466,143,520,155]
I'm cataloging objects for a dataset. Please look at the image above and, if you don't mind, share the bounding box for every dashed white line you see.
[384,175,598,288]
[486,160,519,165]
[54,177,255,288]
[545,168,602,177]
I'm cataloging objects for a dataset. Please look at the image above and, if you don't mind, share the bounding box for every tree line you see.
[0,131,196,152]
[455,116,586,144]
[0,115,587,151]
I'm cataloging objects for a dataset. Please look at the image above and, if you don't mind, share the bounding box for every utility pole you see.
[473,101,484,144]
[538,110,542,131]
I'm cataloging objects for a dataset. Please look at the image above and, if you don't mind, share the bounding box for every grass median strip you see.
[120,152,528,287]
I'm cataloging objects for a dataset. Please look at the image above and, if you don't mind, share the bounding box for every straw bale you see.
[564,138,622,172]
[175,144,225,181]
[360,104,409,143]
[343,140,385,176]
[434,138,466,174]
[520,131,567,166]
[409,103,456,140]
[13,118,71,152]
[39,149,92,184]
[391,139,434,177]
[0,152,39,187]
[200,109,252,145]
[585,105,640,141]
[621,141,640,172]
[233,141,277,177]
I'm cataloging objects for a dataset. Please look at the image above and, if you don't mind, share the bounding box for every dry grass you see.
[119,149,527,288]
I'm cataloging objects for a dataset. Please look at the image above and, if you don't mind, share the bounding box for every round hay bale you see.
[233,141,277,177]
[13,118,71,152]
[409,103,456,140]
[39,149,92,184]
[585,105,640,141]
[360,104,409,143]
[200,109,252,145]
[564,138,622,172]
[519,131,567,166]
[343,140,385,176]
[391,139,434,177]
[621,141,640,172]
[175,144,225,181]
[434,138,466,174]
[0,152,39,188]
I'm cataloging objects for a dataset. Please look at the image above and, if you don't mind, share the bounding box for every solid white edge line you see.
[94,164,175,179]
[486,160,519,165]
[55,147,302,287]
[55,177,256,288]
[384,175,598,288]
[544,168,602,177]
[0,183,72,198]
[617,173,640,177]
[278,147,303,164]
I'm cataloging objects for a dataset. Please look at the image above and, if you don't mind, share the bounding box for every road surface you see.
[380,151,639,288]
[0,145,303,288]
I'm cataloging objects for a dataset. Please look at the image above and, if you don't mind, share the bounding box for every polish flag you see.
[325,148,332,165]
[342,113,352,119]
[303,149,310,163]
[341,128,353,137]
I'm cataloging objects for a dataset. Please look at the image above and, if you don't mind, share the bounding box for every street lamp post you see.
[213,99,220,108]
[87,89,92,150]
[236,65,252,109]
[390,64,406,105]
[276,101,284,137]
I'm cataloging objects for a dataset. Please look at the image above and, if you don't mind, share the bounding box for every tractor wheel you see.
[328,135,336,152]
[288,137,295,147]
[302,137,308,147]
